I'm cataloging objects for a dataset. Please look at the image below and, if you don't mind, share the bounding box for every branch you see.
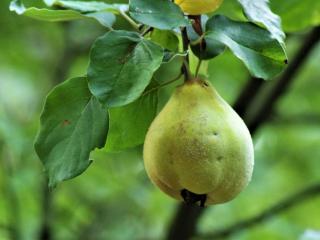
[246,26,320,132]
[233,77,264,115]
[198,183,320,239]
[39,180,53,240]
[166,26,320,240]
[167,205,205,240]
[181,27,192,81]
[271,114,320,125]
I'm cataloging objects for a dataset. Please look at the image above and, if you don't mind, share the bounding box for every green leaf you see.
[46,0,128,14]
[34,77,108,187]
[150,29,179,52]
[129,0,189,30]
[87,30,163,108]
[217,0,320,33]
[187,16,225,60]
[238,0,285,45]
[9,0,115,28]
[205,15,287,80]
[191,38,226,60]
[106,91,158,152]
[85,11,116,28]
[10,0,84,20]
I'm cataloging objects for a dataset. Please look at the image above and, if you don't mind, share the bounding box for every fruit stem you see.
[181,27,193,82]
[189,15,206,67]
[142,73,183,96]
[189,15,203,36]
[195,59,202,77]
[182,59,193,81]
[119,10,140,30]
[141,27,154,36]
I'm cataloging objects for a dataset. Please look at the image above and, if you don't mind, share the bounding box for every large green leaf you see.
[105,91,158,152]
[85,11,116,28]
[129,0,189,30]
[45,0,128,14]
[218,0,320,33]
[10,0,84,21]
[187,15,226,60]
[34,77,108,187]
[205,15,287,80]
[9,0,115,28]
[238,0,285,44]
[87,30,163,108]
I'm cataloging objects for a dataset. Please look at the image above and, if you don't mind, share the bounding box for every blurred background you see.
[0,0,320,239]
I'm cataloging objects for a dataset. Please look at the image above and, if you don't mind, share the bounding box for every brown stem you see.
[189,15,207,60]
[181,27,192,81]
[189,15,203,36]
[39,181,52,240]
[167,204,205,240]
[142,27,153,36]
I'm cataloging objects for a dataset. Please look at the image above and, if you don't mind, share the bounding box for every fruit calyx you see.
[184,77,208,85]
[181,189,207,207]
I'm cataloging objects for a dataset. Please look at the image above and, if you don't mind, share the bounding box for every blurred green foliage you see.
[1,0,320,239]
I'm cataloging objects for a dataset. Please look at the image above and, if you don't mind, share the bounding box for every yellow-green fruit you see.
[174,0,223,15]
[143,79,254,205]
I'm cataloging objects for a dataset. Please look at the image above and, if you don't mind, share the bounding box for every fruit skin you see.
[174,0,224,15]
[143,79,254,205]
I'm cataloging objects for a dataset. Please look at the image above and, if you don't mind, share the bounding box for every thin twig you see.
[181,27,192,81]
[246,26,320,132]
[182,59,193,80]
[188,15,203,36]
[119,10,139,30]
[198,183,320,239]
[141,27,154,36]
[142,73,183,96]
[233,77,264,114]
[188,15,207,60]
